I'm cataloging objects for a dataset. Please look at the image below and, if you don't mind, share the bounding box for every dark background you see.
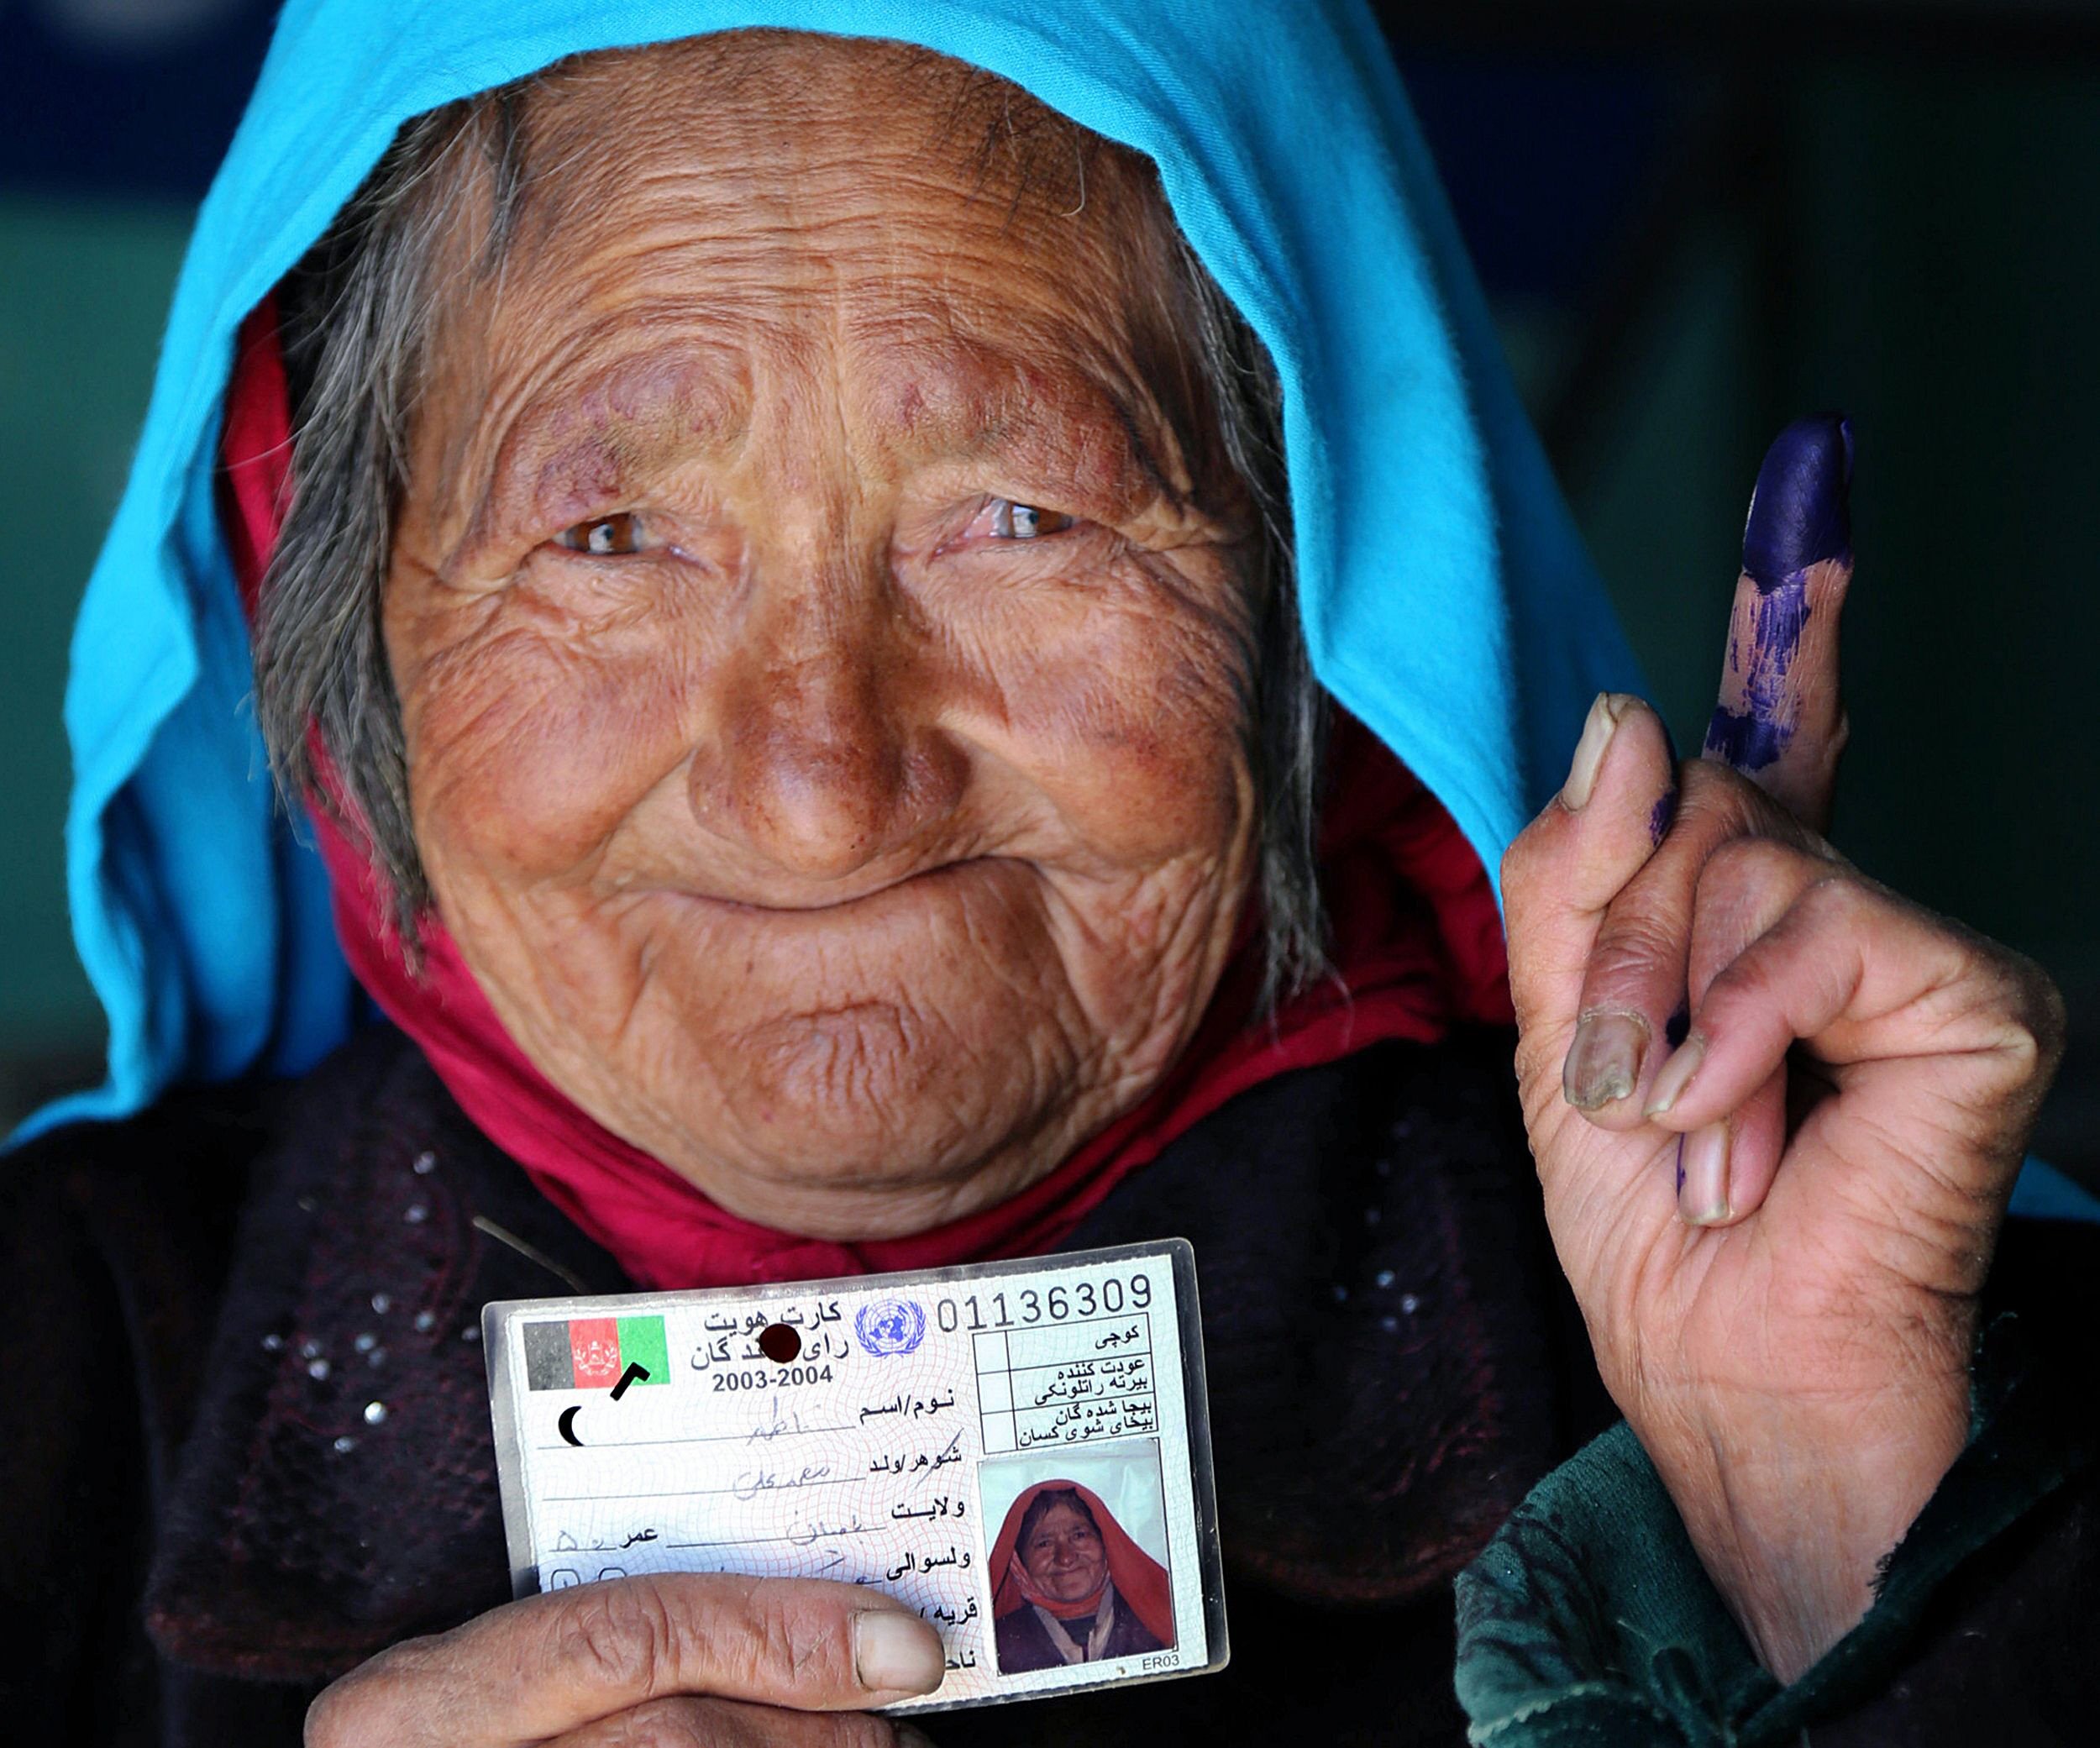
[6,0,2098,1188]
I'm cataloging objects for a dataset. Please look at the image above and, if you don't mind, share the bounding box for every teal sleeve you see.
[1452,1420,1777,1745]
[1453,1313,2100,1746]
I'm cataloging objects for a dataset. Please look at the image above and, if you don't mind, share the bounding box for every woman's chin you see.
[642,1123,1058,1241]
[461,868,1192,1235]
[576,1005,1097,1237]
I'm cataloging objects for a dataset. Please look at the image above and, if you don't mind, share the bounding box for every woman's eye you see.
[988,499,1074,541]
[554,512,648,555]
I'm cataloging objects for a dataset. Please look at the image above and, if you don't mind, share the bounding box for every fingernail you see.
[1563,1010,1648,1111]
[1677,1121,1731,1225]
[1562,693,1625,811]
[854,1611,945,1695]
[1644,1032,1706,1117]
[1741,412,1853,589]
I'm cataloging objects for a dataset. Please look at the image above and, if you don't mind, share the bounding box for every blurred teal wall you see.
[0,196,192,1116]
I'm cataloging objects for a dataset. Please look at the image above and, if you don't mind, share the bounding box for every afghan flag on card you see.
[523,1315,670,1390]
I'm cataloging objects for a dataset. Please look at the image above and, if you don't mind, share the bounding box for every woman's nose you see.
[693,573,962,883]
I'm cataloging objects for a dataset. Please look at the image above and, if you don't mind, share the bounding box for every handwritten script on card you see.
[485,1241,1224,1713]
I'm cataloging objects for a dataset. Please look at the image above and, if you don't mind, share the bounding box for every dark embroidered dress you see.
[1,1024,1589,1746]
[5,1023,2097,1745]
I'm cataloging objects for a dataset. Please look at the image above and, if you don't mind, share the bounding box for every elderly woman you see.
[6,3,2098,1746]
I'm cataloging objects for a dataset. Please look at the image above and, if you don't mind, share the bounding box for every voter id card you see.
[484,1240,1227,1714]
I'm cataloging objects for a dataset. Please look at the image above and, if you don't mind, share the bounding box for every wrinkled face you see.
[1021,1499,1108,1604]
[384,33,1263,1240]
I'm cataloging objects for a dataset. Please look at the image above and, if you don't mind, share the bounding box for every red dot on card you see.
[759,1323,801,1363]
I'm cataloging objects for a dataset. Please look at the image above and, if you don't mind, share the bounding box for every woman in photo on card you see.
[989,1483,1174,1675]
[6,2,2099,1745]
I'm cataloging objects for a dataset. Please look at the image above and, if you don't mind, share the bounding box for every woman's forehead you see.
[404,34,1226,545]
[516,31,1126,249]
[475,34,1173,352]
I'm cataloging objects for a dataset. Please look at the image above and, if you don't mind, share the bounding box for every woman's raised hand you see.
[303,1572,942,1746]
[1499,417,2066,1682]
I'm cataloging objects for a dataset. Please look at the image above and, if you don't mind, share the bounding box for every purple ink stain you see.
[1648,784,1678,845]
[1705,414,1852,771]
[1740,414,1853,591]
[1706,703,1781,768]
[1649,716,1681,843]
[1704,572,1810,769]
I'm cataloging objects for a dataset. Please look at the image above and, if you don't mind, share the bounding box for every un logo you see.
[854,1297,927,1357]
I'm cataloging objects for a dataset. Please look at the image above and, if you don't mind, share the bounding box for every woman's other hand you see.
[1499,416,2066,1682]
[303,1573,942,1746]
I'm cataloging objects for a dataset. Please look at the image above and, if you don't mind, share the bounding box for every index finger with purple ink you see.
[1703,415,1856,835]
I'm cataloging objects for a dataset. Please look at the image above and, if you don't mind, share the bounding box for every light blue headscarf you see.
[30,0,2095,1220]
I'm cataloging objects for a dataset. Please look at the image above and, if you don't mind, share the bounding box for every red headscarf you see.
[989,1479,1176,1646]
[219,300,1512,1291]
